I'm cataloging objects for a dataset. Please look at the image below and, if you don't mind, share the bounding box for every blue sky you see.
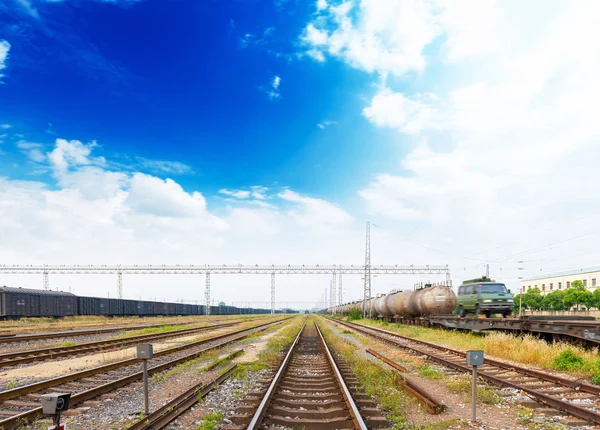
[0,0,406,203]
[1,0,599,306]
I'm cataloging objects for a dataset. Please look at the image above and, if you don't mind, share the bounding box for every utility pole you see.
[338,267,343,307]
[485,264,489,278]
[363,221,372,318]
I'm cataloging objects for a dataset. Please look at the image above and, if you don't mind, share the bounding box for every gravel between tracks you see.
[0,325,240,391]
[27,321,290,429]
[324,319,554,430]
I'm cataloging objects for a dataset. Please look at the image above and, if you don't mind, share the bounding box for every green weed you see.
[347,309,362,321]
[195,410,223,430]
[446,376,502,405]
[59,341,77,347]
[554,349,584,371]
[418,365,443,380]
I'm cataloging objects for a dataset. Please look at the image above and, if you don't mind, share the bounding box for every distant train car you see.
[0,287,77,318]
[0,285,288,319]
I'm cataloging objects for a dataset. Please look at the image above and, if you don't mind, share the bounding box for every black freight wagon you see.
[0,286,76,318]
[122,299,139,316]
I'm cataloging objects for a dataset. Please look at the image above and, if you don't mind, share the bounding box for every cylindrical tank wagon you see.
[331,283,457,321]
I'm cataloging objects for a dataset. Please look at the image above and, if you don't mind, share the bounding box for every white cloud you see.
[1,138,363,307]
[264,75,282,100]
[219,188,251,199]
[16,141,46,163]
[362,89,436,134]
[278,189,353,228]
[0,40,11,81]
[251,186,268,199]
[126,173,215,219]
[47,138,104,174]
[317,120,338,129]
[239,27,275,49]
[316,0,328,11]
[355,0,600,287]
[0,124,11,130]
[272,75,281,90]
[300,0,441,76]
[135,157,191,175]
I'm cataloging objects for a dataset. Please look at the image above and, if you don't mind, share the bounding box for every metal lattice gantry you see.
[0,264,451,312]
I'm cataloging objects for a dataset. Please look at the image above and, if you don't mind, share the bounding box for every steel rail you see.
[0,321,241,367]
[0,321,195,344]
[366,349,445,414]
[129,365,238,430]
[0,318,291,429]
[337,320,600,425]
[246,321,306,429]
[352,321,600,396]
[315,321,368,430]
[0,317,289,402]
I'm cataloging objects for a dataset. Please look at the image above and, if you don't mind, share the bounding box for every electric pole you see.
[363,221,372,318]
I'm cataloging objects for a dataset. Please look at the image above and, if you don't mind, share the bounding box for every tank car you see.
[386,284,456,318]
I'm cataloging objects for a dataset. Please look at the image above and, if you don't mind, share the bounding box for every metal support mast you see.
[117,271,123,299]
[363,221,372,318]
[338,268,343,307]
[271,273,275,315]
[332,271,337,310]
[42,271,49,291]
[205,272,211,316]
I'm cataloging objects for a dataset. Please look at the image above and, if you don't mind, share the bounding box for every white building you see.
[521,267,600,296]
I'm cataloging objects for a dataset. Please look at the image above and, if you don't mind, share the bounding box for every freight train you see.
[0,286,286,319]
[329,283,457,321]
[329,277,514,321]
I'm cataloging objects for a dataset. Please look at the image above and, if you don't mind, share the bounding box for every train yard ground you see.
[2,314,598,429]
[355,318,600,383]
[0,314,254,336]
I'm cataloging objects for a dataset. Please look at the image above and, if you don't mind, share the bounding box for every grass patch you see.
[554,349,584,371]
[418,365,443,380]
[358,319,600,380]
[347,308,362,321]
[195,410,223,430]
[255,318,306,367]
[59,341,77,347]
[446,376,502,405]
[233,361,269,380]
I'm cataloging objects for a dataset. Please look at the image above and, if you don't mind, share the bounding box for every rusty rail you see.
[366,349,445,414]
[316,322,368,430]
[0,321,243,368]
[128,364,238,430]
[0,318,291,429]
[337,319,600,425]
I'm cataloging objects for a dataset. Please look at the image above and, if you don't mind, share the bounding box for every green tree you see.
[520,288,543,310]
[592,289,600,310]
[564,283,589,311]
[571,280,585,291]
[582,290,595,310]
[542,290,567,311]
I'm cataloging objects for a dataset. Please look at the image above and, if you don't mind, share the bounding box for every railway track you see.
[0,317,292,429]
[335,319,600,427]
[0,320,244,368]
[224,319,389,429]
[0,320,198,345]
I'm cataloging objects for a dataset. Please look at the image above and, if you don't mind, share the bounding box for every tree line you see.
[514,280,598,312]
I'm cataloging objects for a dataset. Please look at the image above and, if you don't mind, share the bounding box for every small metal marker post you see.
[466,350,484,423]
[136,344,153,416]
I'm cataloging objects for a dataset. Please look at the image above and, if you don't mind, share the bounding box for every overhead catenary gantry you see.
[0,264,451,315]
